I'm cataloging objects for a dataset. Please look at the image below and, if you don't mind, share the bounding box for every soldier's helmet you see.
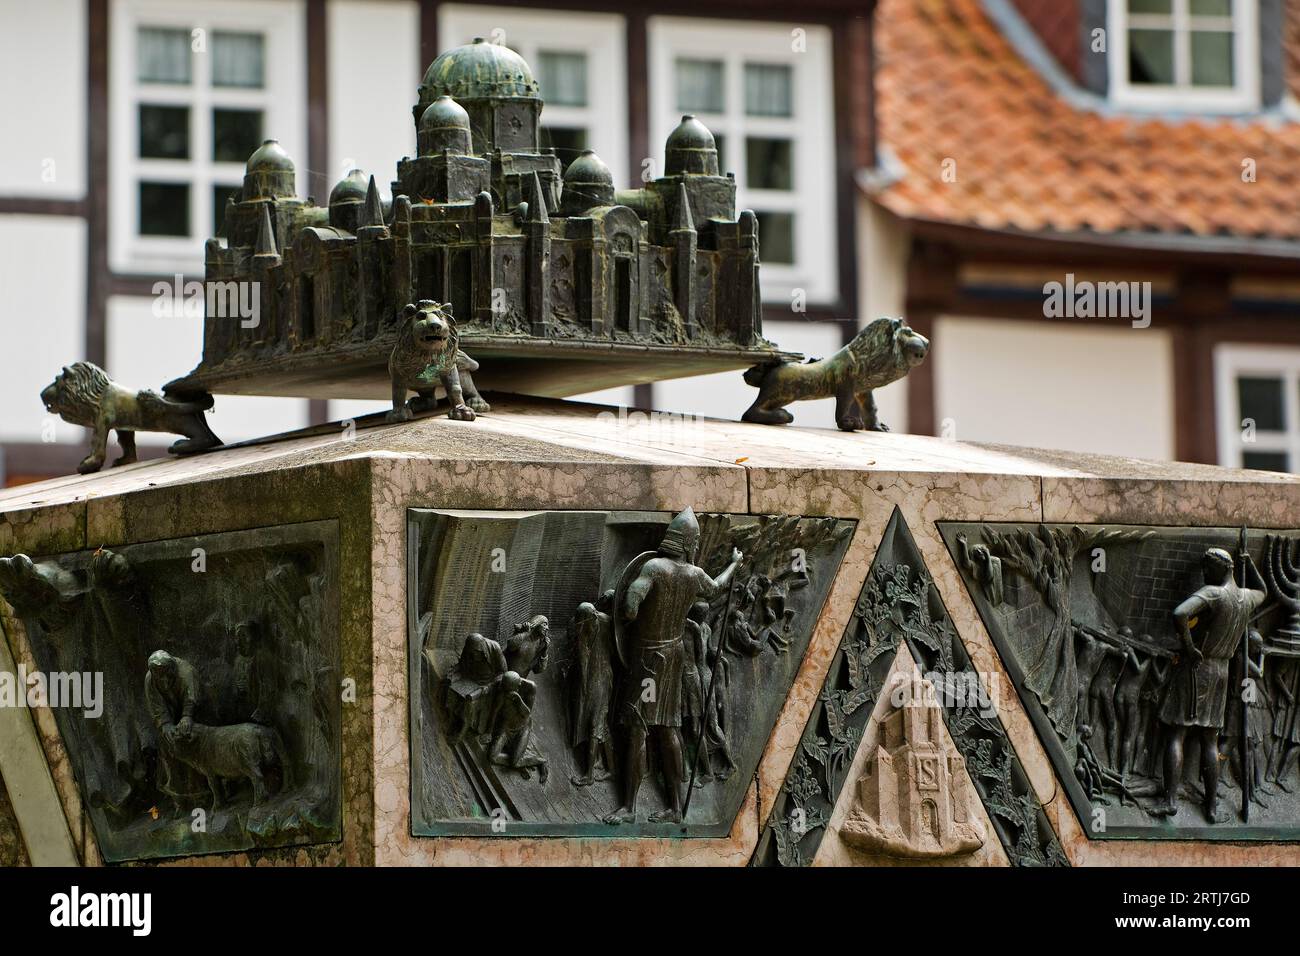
[659,506,701,560]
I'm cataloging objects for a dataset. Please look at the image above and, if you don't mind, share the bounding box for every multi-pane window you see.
[535,50,591,167]
[1110,0,1259,110]
[650,19,837,304]
[438,6,626,175]
[134,27,267,239]
[666,54,797,265]
[1214,346,1300,473]
[110,1,303,273]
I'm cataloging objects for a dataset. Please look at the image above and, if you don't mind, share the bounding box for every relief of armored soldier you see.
[604,507,743,825]
[1155,547,1267,822]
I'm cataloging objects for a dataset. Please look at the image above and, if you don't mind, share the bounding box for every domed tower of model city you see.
[191,38,764,395]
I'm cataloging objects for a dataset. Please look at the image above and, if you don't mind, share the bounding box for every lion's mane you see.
[44,362,112,427]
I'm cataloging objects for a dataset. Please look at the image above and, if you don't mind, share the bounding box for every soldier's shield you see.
[612,551,656,670]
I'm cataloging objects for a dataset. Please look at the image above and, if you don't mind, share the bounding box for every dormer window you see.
[1108,0,1259,111]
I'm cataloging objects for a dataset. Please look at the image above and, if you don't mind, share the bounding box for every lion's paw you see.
[385,406,414,424]
[448,404,476,422]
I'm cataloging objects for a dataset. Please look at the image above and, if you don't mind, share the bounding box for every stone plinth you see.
[2,396,1300,866]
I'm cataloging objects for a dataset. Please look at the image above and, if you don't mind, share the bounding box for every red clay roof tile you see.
[872,0,1300,243]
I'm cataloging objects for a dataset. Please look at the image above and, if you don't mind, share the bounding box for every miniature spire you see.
[254,203,279,258]
[673,181,694,232]
[361,175,385,229]
[528,171,549,224]
[670,182,699,338]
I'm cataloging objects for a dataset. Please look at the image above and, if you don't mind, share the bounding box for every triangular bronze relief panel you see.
[752,509,1066,866]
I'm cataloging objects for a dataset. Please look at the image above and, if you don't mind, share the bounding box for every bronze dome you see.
[421,37,539,100]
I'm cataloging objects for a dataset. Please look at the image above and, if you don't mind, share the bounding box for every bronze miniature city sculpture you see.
[34,37,937,476]
[162,38,801,408]
[43,38,928,452]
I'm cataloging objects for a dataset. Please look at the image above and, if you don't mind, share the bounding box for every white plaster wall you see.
[328,398,390,422]
[566,386,636,410]
[106,295,309,443]
[858,197,910,327]
[648,17,837,305]
[327,0,420,199]
[0,0,86,199]
[0,217,88,444]
[934,316,1175,460]
[856,198,913,433]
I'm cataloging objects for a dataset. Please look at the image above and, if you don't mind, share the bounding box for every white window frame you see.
[1214,343,1300,470]
[648,17,838,306]
[110,0,306,275]
[437,5,627,179]
[1108,0,1259,112]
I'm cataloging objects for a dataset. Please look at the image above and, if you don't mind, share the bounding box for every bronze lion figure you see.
[40,362,222,473]
[742,317,929,432]
[387,300,489,424]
